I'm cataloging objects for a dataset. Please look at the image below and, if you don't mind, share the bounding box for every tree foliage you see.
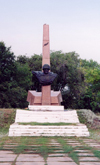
[0,41,100,112]
[0,42,32,108]
[0,42,16,83]
[50,51,85,108]
[78,59,100,112]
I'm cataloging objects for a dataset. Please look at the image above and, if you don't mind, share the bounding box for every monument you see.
[8,24,90,137]
[27,24,63,109]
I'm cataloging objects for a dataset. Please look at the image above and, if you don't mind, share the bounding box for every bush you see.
[0,109,16,128]
[77,109,100,129]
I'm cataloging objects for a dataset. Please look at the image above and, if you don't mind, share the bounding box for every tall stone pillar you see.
[42,24,51,105]
[27,24,63,107]
[42,24,50,66]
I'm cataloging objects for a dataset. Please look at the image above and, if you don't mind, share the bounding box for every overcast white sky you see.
[0,0,100,63]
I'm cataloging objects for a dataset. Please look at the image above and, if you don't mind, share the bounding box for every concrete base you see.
[15,109,79,123]
[27,90,62,105]
[9,123,89,137]
[8,109,90,137]
[28,105,64,111]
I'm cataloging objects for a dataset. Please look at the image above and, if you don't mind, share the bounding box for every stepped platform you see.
[8,109,90,137]
[15,109,79,123]
[9,123,89,137]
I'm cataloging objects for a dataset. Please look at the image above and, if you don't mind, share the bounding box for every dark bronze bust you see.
[32,64,57,86]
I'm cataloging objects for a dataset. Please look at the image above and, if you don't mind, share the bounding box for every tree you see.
[28,54,42,91]
[2,42,99,111]
[17,55,29,64]
[50,51,85,108]
[0,42,32,108]
[0,42,16,83]
[0,42,17,108]
[28,54,42,71]
[15,62,32,91]
[78,59,100,112]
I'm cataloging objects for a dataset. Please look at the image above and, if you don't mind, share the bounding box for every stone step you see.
[8,123,89,137]
[28,105,64,111]
[15,109,79,123]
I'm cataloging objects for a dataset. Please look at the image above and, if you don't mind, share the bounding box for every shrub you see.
[77,109,100,129]
[0,109,16,128]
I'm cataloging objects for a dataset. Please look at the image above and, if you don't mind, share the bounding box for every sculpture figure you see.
[32,64,57,86]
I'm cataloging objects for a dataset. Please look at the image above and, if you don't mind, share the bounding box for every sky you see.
[0,0,100,63]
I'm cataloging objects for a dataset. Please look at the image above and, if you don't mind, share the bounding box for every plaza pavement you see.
[0,137,100,165]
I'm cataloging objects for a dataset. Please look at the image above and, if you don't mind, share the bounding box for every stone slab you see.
[0,151,14,154]
[0,154,17,161]
[0,159,16,162]
[53,150,64,153]
[85,143,99,145]
[88,144,100,147]
[67,143,81,146]
[47,156,73,161]
[66,140,79,143]
[75,150,91,153]
[16,163,45,165]
[0,163,12,165]
[16,154,44,162]
[47,162,77,165]
[28,105,64,111]
[78,153,94,156]
[80,163,100,165]
[79,157,100,161]
[48,154,67,157]
[83,140,95,142]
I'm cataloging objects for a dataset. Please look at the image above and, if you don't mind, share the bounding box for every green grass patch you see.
[19,136,32,145]
[37,145,54,161]
[57,138,79,164]
[77,110,87,124]
[13,145,28,154]
[35,137,49,145]
[69,152,79,164]
[93,150,100,159]
[0,128,9,134]
[0,109,16,129]
[89,129,100,142]
[57,138,73,153]
[19,122,77,126]
[12,137,54,162]
[0,142,4,150]
[75,145,92,151]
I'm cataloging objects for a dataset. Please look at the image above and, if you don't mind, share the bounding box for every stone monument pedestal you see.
[27,90,63,106]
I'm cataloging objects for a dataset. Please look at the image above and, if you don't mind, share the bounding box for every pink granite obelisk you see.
[27,24,63,107]
[42,24,50,66]
[42,24,51,105]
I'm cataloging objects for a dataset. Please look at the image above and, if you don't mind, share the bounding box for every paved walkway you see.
[0,138,100,165]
